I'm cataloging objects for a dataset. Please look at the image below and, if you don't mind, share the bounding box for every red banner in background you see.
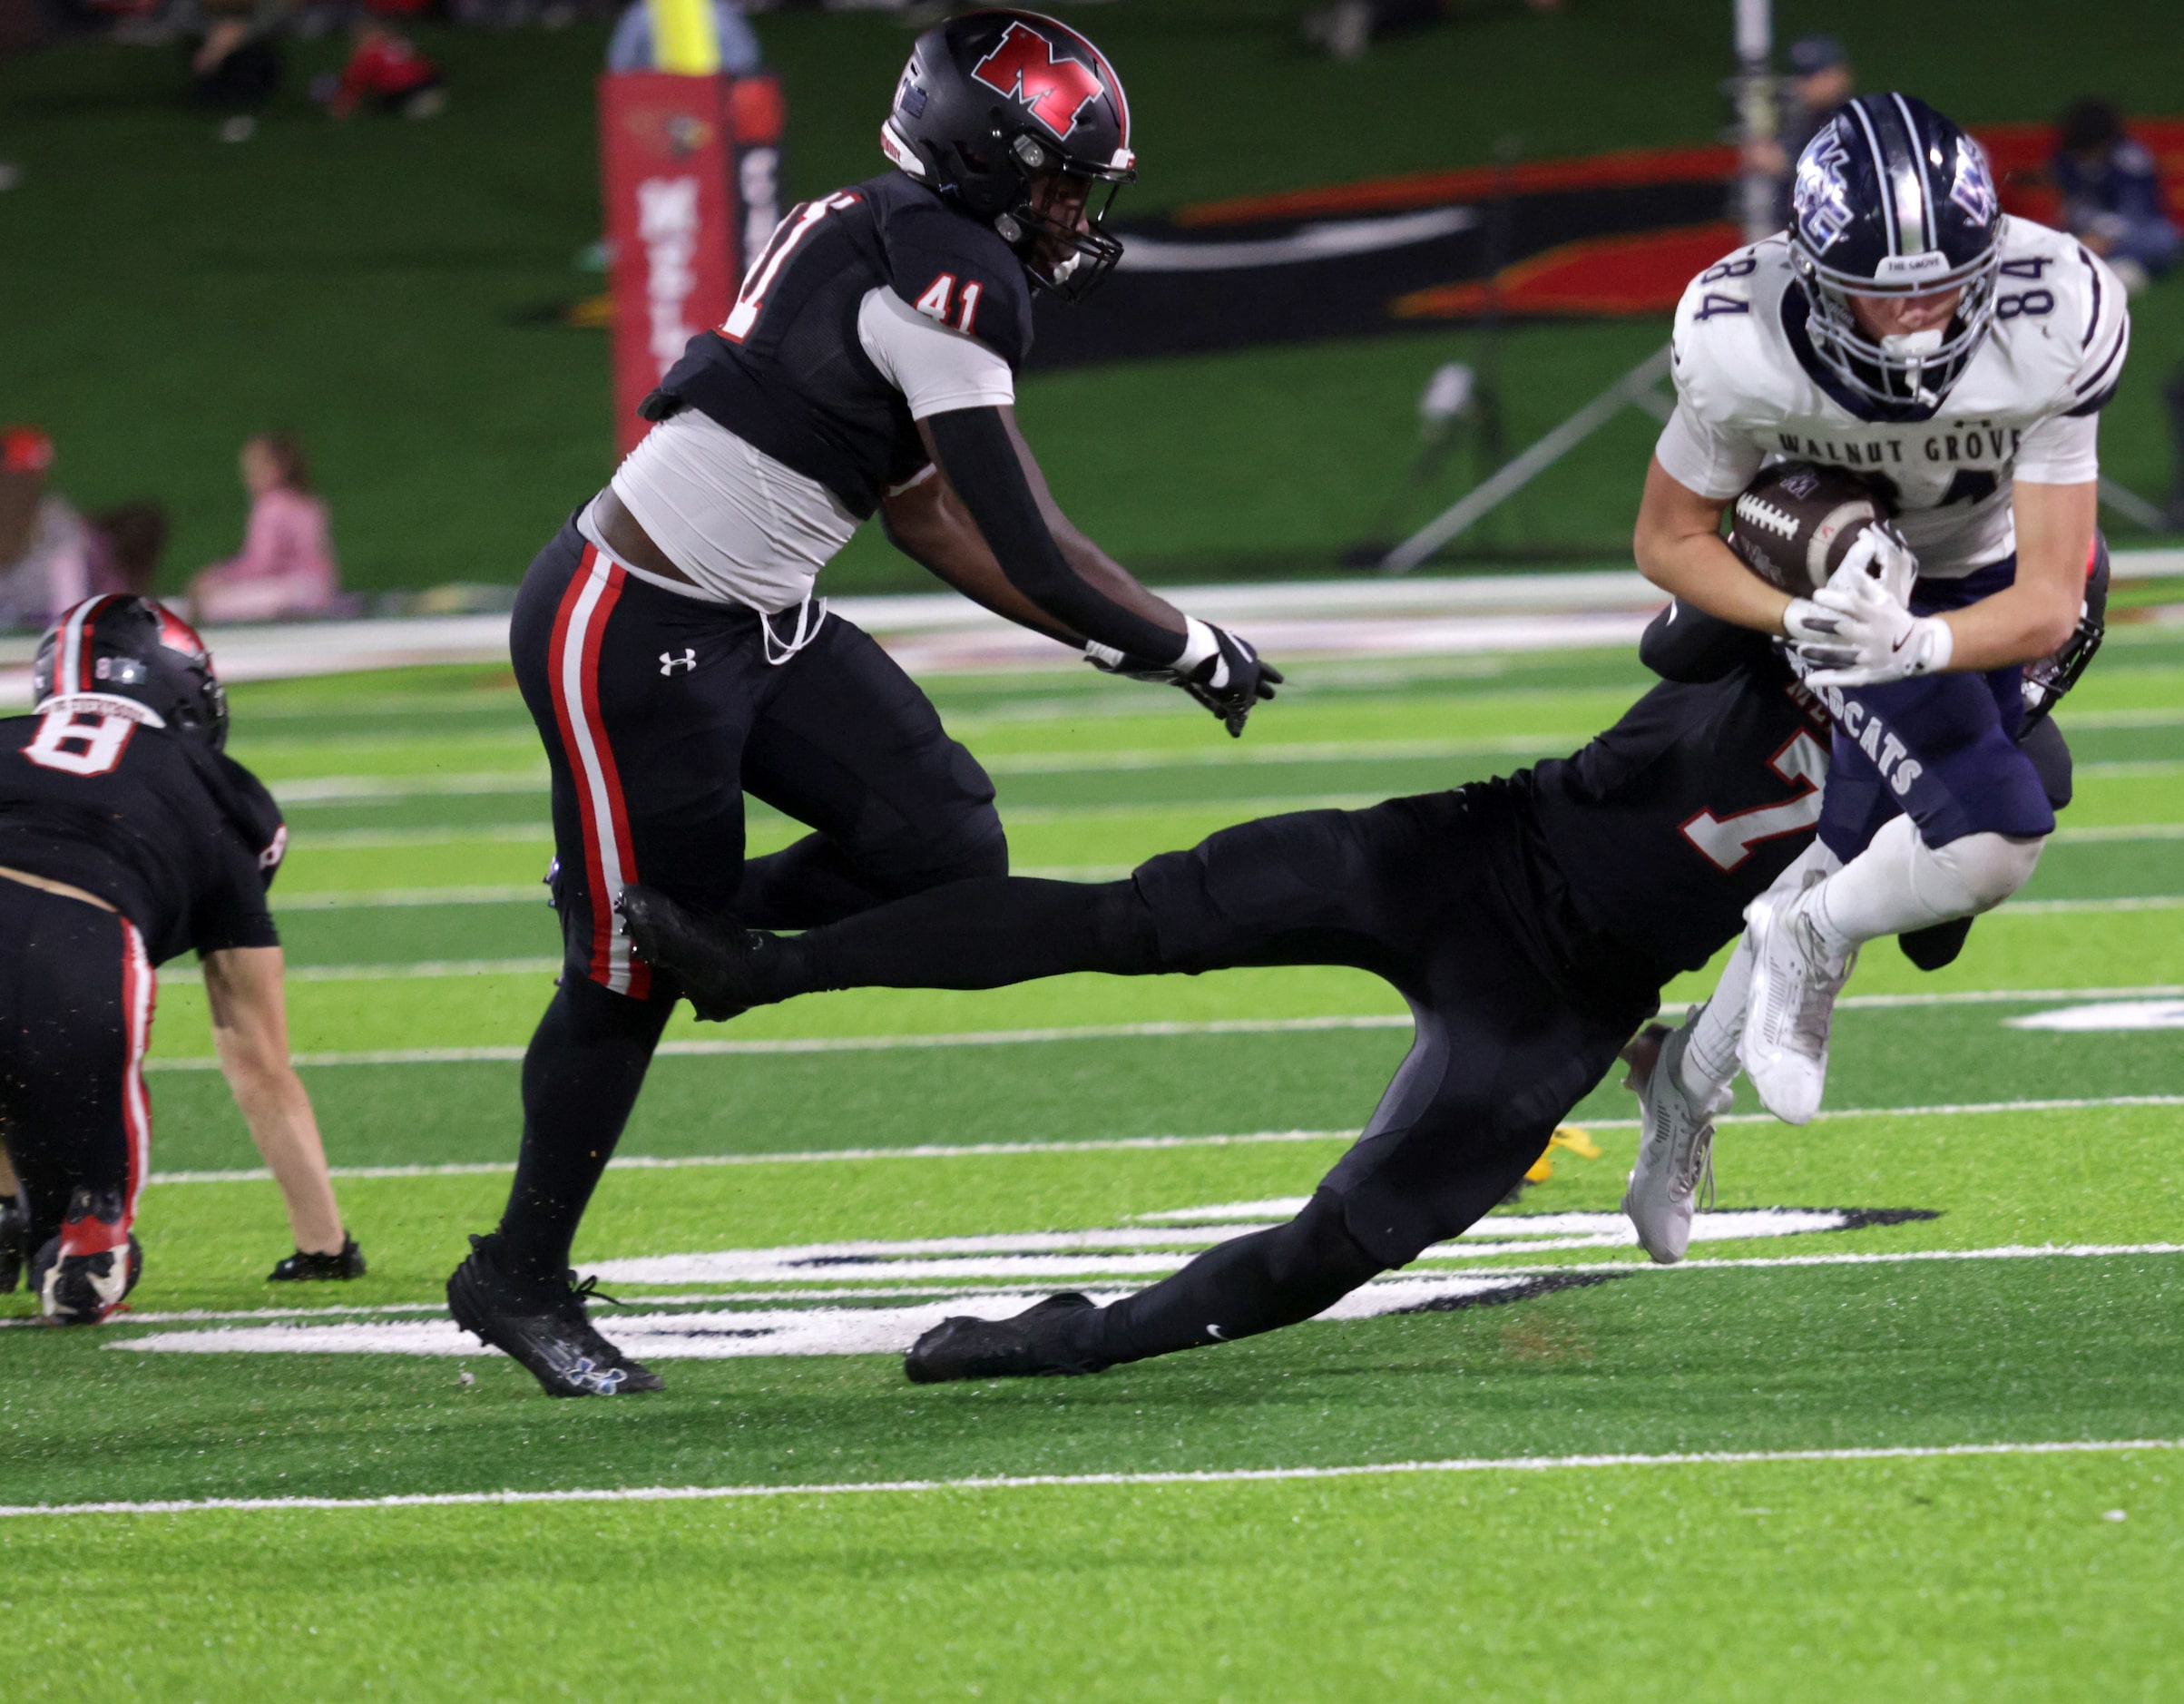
[597,73,784,455]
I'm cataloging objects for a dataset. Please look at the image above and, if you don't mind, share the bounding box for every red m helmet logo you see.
[970,22,1105,140]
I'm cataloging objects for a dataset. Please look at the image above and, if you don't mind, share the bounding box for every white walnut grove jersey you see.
[1656,218,2130,579]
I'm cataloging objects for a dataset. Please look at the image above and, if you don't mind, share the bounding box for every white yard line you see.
[66,1239,2184,1325]
[2075,759,2184,779]
[260,828,2184,907]
[143,1092,2184,1186]
[275,885,544,910]
[2051,822,2184,844]
[142,1016,1422,1072]
[2,1438,2174,1521]
[137,984,2184,1069]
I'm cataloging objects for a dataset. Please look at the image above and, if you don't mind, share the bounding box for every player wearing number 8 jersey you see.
[611,603,2076,1381]
[1635,92,2129,1127]
[451,11,1284,1396]
[0,596,360,1324]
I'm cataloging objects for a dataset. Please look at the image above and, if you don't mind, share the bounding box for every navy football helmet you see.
[1789,93,2003,413]
[880,9,1136,299]
[32,595,230,751]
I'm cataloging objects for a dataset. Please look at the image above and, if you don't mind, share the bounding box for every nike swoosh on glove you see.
[1086,619,1283,736]
[1793,568,1954,687]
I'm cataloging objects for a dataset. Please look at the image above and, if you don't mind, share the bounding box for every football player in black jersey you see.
[616,602,2077,1384]
[0,596,362,1325]
[448,11,1281,1396]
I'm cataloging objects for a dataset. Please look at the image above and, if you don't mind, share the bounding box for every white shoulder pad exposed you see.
[1988,216,2131,416]
[1668,236,1802,426]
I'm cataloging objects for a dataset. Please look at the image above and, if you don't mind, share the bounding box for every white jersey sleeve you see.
[2014,411,2101,485]
[857,287,1016,421]
[1654,399,1765,501]
[1653,238,1793,500]
[2010,238,2129,485]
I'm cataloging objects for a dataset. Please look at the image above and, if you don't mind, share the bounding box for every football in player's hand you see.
[1728,461,1894,594]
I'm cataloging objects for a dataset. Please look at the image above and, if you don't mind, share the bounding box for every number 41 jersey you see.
[0,703,286,965]
[649,171,1034,521]
[1656,217,2130,579]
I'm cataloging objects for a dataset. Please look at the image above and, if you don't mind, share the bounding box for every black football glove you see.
[1086,622,1282,738]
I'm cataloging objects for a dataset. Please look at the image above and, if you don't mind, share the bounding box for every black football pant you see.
[0,882,156,1253]
[765,787,1654,1369]
[494,523,1008,1288]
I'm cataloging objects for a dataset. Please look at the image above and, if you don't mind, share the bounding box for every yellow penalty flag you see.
[1523,1125,1604,1184]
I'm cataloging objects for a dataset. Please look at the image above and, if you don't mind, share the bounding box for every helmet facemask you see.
[1793,244,2000,411]
[993,133,1131,300]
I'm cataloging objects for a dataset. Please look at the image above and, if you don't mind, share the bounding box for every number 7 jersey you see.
[1655,217,2130,579]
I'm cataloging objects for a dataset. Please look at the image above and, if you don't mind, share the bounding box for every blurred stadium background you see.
[4,0,2181,606]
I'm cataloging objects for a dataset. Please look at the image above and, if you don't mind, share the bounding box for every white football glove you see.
[1787,524,1948,687]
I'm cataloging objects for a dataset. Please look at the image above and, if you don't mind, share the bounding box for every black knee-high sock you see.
[495,977,672,1290]
[1058,1191,1386,1368]
[762,878,1163,999]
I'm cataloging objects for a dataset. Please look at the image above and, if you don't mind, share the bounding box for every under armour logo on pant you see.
[660,650,697,676]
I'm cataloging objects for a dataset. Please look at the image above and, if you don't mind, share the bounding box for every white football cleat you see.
[1622,1015,1733,1265]
[1738,886,1856,1126]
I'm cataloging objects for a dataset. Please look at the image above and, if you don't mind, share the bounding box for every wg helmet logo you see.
[1794,130,1856,252]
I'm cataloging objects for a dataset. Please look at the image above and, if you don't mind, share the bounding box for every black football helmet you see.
[880,9,1136,300]
[32,595,230,751]
[1789,93,2003,414]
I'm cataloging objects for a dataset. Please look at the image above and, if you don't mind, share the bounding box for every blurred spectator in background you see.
[190,0,283,114]
[607,0,759,73]
[0,428,89,632]
[85,502,170,598]
[319,19,445,118]
[1302,0,1562,63]
[1744,34,1856,230]
[190,434,341,623]
[2053,99,2180,297]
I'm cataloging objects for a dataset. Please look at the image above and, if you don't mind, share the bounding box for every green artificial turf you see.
[3,650,2182,1698]
[5,1451,2179,1703]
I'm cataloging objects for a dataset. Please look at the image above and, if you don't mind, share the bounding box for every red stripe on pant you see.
[546,545,651,999]
[115,916,153,1235]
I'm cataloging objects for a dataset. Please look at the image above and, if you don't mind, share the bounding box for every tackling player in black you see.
[447,11,1281,1396]
[618,602,2074,1382]
[0,595,361,1325]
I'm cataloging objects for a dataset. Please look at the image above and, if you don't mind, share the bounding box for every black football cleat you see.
[446,1233,665,1397]
[0,1193,25,1294]
[905,1293,1105,1384]
[612,886,767,1021]
[30,1187,143,1326]
[267,1237,368,1282]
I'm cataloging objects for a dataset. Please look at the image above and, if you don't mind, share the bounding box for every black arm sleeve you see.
[923,406,1186,666]
[1640,599,1774,683]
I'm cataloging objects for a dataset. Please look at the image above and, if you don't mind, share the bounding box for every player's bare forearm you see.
[1634,457,1795,633]
[202,946,347,1255]
[881,468,1080,644]
[1937,481,2094,671]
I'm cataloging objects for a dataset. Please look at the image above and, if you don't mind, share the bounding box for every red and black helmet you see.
[32,595,230,751]
[880,9,1136,299]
